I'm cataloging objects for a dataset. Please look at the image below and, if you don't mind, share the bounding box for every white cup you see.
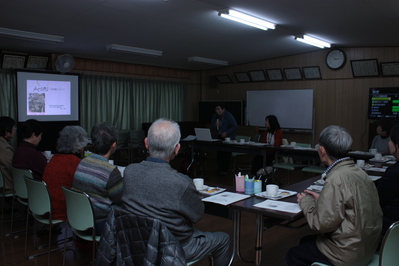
[290,142,296,147]
[375,153,382,160]
[44,150,52,160]
[225,137,230,142]
[240,138,245,143]
[193,178,204,190]
[266,184,279,196]
[108,160,114,165]
[356,159,365,167]
[369,148,377,155]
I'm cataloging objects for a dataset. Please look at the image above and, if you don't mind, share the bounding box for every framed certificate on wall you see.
[284,67,302,80]
[2,54,26,69]
[302,66,322,79]
[266,69,283,81]
[380,62,399,77]
[234,72,251,82]
[249,70,266,82]
[351,59,379,77]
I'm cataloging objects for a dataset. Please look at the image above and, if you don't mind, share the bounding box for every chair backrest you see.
[129,130,145,148]
[11,167,33,199]
[296,143,311,148]
[252,134,261,142]
[96,206,187,265]
[235,135,251,142]
[380,221,399,265]
[62,186,95,232]
[0,169,4,190]
[24,176,51,216]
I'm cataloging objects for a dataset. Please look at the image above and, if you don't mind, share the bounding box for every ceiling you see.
[1,0,399,71]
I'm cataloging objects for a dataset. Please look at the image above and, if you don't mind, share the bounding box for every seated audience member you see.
[377,123,399,235]
[122,118,230,265]
[42,126,88,221]
[72,122,123,235]
[286,125,382,266]
[370,118,395,155]
[12,119,47,180]
[251,115,283,175]
[0,116,16,191]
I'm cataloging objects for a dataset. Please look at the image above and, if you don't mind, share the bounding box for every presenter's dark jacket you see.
[210,110,238,139]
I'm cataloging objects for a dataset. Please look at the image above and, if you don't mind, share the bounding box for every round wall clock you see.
[326,49,346,70]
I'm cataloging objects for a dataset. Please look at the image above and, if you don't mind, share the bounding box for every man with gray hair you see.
[286,125,382,266]
[122,118,230,265]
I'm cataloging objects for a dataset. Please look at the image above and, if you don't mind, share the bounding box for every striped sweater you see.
[72,153,124,223]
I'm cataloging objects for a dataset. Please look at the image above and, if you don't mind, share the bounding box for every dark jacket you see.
[95,206,187,266]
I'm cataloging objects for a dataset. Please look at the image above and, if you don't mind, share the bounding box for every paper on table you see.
[369,175,382,181]
[367,167,387,172]
[181,135,196,141]
[201,192,251,206]
[254,199,301,214]
[307,185,323,192]
[117,166,125,177]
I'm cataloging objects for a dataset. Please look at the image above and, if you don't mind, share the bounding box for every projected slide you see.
[17,71,79,122]
[27,80,71,115]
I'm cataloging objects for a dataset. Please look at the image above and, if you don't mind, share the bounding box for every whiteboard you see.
[246,89,314,129]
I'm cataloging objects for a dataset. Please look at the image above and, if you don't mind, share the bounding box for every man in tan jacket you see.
[286,125,382,266]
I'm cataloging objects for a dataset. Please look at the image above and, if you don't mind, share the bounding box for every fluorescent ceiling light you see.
[0,27,64,43]
[295,35,331,48]
[187,56,228,66]
[106,44,163,56]
[218,9,275,30]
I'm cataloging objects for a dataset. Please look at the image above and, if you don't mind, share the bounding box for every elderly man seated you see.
[121,118,230,265]
[286,125,382,266]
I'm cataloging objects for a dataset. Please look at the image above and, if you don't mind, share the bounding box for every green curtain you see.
[80,74,186,132]
[0,71,186,136]
[0,70,17,118]
[0,70,17,148]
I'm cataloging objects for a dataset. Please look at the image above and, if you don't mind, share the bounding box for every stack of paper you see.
[254,199,301,214]
[202,192,251,206]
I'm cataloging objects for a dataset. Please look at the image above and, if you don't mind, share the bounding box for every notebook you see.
[194,128,221,142]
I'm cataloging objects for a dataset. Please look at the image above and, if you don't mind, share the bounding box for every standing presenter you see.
[210,103,238,176]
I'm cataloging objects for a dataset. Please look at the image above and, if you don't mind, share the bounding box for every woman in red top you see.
[251,115,283,174]
[42,126,88,221]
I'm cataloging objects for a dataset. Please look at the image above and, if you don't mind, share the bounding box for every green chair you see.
[273,141,311,185]
[252,134,261,142]
[0,169,14,235]
[232,135,252,172]
[10,167,33,238]
[312,221,399,266]
[302,165,327,174]
[62,186,100,265]
[24,176,65,265]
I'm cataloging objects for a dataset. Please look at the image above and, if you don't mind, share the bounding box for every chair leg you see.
[24,207,30,258]
[63,224,68,266]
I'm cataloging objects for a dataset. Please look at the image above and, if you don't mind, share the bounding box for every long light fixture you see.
[294,35,331,48]
[218,9,275,31]
[106,44,163,57]
[0,27,64,43]
[187,56,228,66]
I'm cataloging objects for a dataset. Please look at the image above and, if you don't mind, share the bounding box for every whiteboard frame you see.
[246,89,314,130]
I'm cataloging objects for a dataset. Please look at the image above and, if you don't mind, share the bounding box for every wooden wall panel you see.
[202,47,399,151]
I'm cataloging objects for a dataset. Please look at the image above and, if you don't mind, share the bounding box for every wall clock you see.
[326,49,346,70]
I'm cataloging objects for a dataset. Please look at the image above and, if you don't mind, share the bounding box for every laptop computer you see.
[194,128,221,142]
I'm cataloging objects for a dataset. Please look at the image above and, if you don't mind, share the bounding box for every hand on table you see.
[297,190,320,203]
